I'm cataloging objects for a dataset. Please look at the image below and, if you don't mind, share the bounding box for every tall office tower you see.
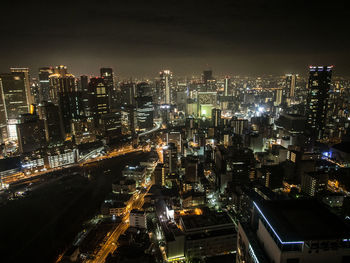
[0,72,30,140]
[37,101,65,145]
[100,68,115,109]
[79,75,90,116]
[231,117,248,135]
[10,68,33,106]
[136,96,154,130]
[120,82,135,106]
[306,66,333,140]
[160,70,172,104]
[38,67,53,102]
[49,65,82,134]
[16,113,46,153]
[224,76,230,96]
[30,79,41,105]
[88,77,110,116]
[163,142,177,173]
[274,88,283,106]
[212,108,221,127]
[49,65,74,104]
[285,74,297,99]
[97,111,122,139]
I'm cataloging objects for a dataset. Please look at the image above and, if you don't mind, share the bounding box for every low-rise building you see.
[179,208,236,258]
[130,209,147,229]
[122,165,147,187]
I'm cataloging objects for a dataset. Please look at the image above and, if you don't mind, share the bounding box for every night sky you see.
[1,0,350,78]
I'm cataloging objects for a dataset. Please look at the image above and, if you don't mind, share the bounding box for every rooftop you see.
[254,199,350,242]
[181,208,233,232]
[331,141,350,154]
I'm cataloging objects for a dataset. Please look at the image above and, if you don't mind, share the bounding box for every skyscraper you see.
[16,113,46,153]
[160,70,172,105]
[79,75,90,116]
[285,74,297,99]
[212,108,221,127]
[136,96,154,130]
[224,76,230,96]
[37,101,65,145]
[38,67,53,102]
[274,88,283,106]
[120,82,135,106]
[0,72,30,140]
[202,70,213,84]
[49,65,82,134]
[88,77,110,116]
[306,66,333,140]
[10,68,33,106]
[100,68,115,109]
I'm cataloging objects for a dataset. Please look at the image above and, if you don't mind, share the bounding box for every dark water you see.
[0,151,151,263]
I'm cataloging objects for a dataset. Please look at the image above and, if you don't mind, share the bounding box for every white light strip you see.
[253,202,304,245]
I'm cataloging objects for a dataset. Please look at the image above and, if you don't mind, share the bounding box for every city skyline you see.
[1,1,350,263]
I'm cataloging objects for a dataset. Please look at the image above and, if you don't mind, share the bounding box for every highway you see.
[138,120,162,137]
[0,151,153,263]
[2,145,143,186]
[88,182,152,263]
[2,119,162,188]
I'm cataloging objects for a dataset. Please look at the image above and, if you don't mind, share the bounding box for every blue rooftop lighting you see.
[253,202,304,245]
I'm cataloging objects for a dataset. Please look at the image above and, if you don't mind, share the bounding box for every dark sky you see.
[1,0,350,78]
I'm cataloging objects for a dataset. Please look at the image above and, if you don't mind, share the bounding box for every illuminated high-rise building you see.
[38,67,53,102]
[79,75,90,116]
[10,68,33,106]
[274,88,283,106]
[306,66,333,140]
[88,77,110,116]
[49,65,74,104]
[0,72,30,140]
[136,96,154,130]
[212,108,221,127]
[224,76,230,96]
[49,65,82,134]
[285,74,297,99]
[100,68,115,109]
[120,82,135,106]
[160,70,172,105]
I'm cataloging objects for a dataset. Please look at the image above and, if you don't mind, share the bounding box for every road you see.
[139,120,162,137]
[89,182,152,263]
[2,145,143,186]
[0,151,153,263]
